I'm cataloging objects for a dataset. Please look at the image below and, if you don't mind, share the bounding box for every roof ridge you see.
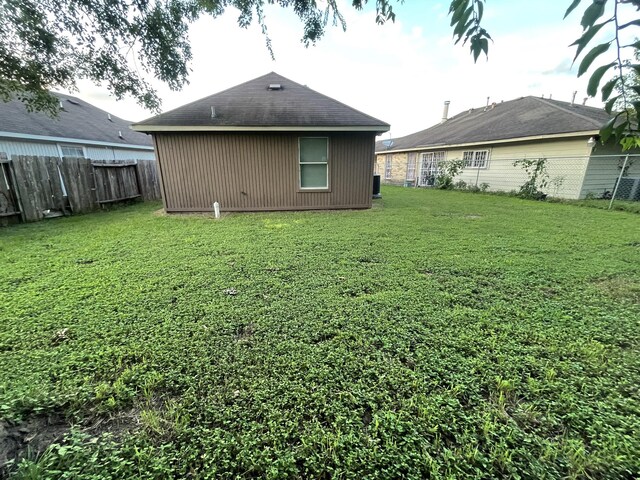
[531,96,604,129]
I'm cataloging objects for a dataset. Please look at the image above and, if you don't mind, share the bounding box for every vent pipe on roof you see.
[484,96,490,111]
[441,101,450,123]
[571,91,577,106]
[118,130,123,138]
[549,94,553,100]
[108,113,112,121]
[583,97,588,106]
[211,106,216,119]
[59,101,64,109]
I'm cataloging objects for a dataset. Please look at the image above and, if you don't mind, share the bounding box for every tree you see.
[1,0,639,149]
[561,0,640,150]
[451,0,640,150]
[613,45,640,109]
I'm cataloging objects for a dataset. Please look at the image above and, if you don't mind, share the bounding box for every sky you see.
[67,0,626,139]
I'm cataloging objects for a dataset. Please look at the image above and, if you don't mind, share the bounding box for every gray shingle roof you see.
[0,93,153,147]
[376,96,610,152]
[133,72,389,132]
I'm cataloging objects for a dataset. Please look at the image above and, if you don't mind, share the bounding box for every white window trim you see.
[57,143,87,159]
[385,155,392,180]
[298,137,329,191]
[54,144,85,198]
[417,151,446,187]
[462,149,490,169]
[406,154,416,181]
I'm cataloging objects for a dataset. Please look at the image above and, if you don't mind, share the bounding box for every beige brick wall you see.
[375,153,413,185]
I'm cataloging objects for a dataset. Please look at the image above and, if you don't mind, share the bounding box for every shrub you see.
[513,158,549,200]
[436,159,465,189]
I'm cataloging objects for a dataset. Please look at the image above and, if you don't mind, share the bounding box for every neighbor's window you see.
[60,145,85,158]
[385,155,392,179]
[463,150,489,168]
[299,137,328,189]
[406,153,416,181]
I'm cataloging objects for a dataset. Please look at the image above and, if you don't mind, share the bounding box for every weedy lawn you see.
[1,187,639,479]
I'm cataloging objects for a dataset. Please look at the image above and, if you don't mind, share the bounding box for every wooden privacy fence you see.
[0,153,161,224]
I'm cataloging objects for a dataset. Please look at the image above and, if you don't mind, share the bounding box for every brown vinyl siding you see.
[153,132,374,211]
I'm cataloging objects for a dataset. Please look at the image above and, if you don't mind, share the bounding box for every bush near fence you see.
[0,153,161,225]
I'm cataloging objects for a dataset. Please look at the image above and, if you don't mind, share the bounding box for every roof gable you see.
[0,93,153,147]
[377,96,610,152]
[133,72,389,132]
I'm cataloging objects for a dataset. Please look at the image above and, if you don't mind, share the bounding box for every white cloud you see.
[68,2,609,138]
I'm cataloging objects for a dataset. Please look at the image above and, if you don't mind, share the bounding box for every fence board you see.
[93,163,141,203]
[12,157,40,222]
[0,164,19,215]
[60,157,96,214]
[45,157,67,212]
[137,160,162,200]
[0,159,21,226]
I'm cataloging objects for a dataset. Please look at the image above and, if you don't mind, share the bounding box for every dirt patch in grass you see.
[593,275,640,303]
[1,409,143,476]
[0,414,69,472]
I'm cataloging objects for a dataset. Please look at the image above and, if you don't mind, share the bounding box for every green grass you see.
[1,187,639,479]
[550,197,640,214]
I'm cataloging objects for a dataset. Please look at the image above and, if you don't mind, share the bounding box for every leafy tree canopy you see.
[1,0,639,147]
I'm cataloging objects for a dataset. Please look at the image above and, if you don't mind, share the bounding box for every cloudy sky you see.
[70,0,624,139]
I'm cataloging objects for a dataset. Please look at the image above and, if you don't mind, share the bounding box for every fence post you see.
[608,154,629,210]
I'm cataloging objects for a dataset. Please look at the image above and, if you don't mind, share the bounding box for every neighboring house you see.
[0,93,155,161]
[132,72,389,212]
[375,96,640,199]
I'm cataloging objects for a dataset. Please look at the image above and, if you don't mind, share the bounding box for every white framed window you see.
[463,150,489,169]
[418,151,445,186]
[58,144,86,158]
[299,137,328,189]
[406,153,416,181]
[385,155,392,179]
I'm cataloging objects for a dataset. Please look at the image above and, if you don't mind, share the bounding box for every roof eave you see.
[0,131,154,150]
[374,130,599,154]
[131,125,390,134]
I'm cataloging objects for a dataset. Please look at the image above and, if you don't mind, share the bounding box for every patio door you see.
[418,152,444,187]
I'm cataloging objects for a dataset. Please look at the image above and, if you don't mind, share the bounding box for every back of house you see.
[375,96,640,200]
[133,72,390,212]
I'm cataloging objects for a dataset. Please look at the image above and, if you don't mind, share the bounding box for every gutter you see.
[131,125,390,134]
[0,131,154,150]
[375,130,600,155]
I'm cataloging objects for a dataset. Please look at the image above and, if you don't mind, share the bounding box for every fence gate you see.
[92,162,141,204]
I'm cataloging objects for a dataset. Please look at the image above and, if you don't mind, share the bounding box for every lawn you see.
[1,187,639,479]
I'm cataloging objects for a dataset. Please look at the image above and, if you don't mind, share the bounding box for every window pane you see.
[61,146,84,157]
[301,164,327,188]
[300,138,327,163]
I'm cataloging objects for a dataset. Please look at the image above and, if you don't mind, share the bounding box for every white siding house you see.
[375,96,639,200]
[0,93,154,162]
